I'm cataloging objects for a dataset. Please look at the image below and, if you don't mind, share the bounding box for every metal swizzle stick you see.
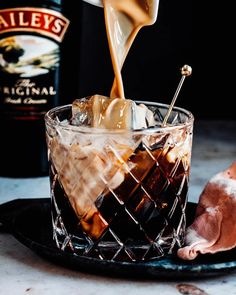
[162,65,192,127]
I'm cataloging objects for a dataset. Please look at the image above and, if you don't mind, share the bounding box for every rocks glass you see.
[45,101,194,261]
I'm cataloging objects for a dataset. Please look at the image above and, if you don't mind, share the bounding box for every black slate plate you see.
[1,198,236,279]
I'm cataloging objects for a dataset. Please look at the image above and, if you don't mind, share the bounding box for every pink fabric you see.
[178,161,236,260]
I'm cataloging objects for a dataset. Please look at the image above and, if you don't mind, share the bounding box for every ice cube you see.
[71,95,156,130]
[70,97,93,126]
[132,102,156,129]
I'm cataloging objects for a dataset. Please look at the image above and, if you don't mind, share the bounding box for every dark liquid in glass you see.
[50,141,189,261]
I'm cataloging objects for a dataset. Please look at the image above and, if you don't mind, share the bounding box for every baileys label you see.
[0,7,70,120]
[0,8,70,42]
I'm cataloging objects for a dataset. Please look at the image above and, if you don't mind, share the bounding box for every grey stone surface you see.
[189,120,236,202]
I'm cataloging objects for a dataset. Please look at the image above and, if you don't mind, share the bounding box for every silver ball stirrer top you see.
[162,65,192,127]
[181,64,192,76]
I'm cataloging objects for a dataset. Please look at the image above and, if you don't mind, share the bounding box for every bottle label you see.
[0,8,69,42]
[0,8,70,120]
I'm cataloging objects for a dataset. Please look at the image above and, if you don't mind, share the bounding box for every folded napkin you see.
[178,161,236,260]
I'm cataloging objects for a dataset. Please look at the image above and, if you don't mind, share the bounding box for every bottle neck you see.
[0,0,62,10]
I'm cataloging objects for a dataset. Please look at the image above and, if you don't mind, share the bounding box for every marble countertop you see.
[0,119,236,295]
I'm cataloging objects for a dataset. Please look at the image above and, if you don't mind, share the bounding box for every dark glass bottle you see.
[0,0,82,177]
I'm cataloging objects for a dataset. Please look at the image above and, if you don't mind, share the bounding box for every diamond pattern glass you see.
[45,102,194,261]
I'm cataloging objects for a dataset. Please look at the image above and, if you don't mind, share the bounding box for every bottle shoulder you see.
[0,0,62,10]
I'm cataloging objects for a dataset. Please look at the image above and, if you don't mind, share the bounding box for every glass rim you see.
[45,101,194,135]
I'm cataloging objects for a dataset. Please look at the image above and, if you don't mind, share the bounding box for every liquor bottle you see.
[0,0,82,177]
